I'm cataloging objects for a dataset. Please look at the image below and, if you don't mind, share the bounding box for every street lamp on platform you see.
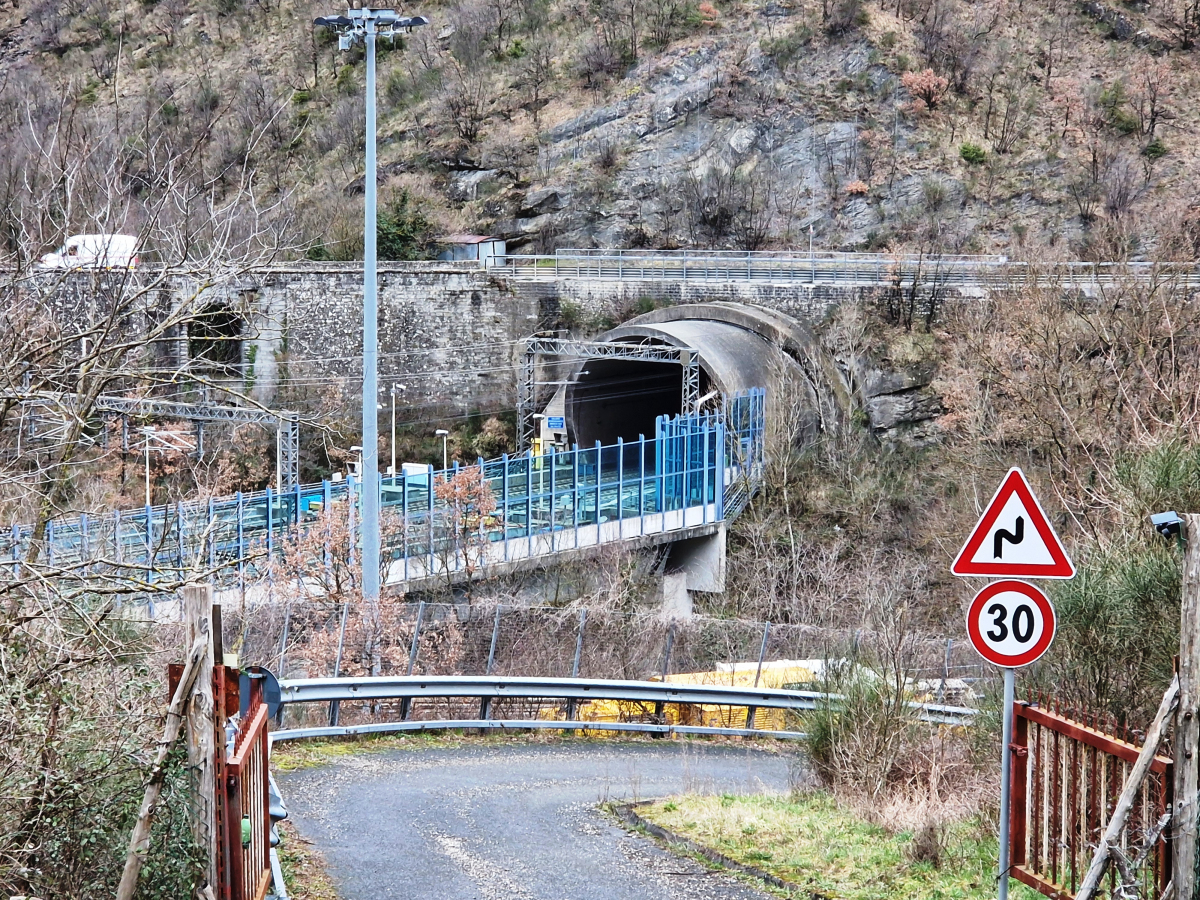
[313,5,427,609]
[435,429,449,471]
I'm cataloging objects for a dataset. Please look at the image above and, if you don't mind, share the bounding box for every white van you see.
[40,234,139,269]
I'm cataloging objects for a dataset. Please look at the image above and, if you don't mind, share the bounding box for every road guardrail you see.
[272,674,979,744]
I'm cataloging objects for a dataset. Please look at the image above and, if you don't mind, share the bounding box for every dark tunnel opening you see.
[568,358,693,448]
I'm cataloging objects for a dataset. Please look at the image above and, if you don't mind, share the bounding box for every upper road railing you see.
[499,251,1200,288]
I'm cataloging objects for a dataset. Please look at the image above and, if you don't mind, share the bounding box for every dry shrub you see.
[908,820,946,868]
[901,68,949,112]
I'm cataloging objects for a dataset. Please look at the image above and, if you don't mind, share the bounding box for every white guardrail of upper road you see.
[497,250,1200,287]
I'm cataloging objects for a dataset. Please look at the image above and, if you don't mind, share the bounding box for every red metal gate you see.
[215,667,272,900]
[1009,700,1172,900]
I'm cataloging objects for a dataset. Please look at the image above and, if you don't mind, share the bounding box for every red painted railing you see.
[214,669,272,900]
[1009,701,1172,900]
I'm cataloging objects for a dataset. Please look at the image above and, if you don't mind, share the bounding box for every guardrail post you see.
[653,624,676,732]
[329,594,351,728]
[401,601,426,720]
[745,622,771,730]
[565,609,588,723]
[480,605,502,720]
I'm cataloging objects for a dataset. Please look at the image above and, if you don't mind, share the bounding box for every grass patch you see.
[277,821,339,900]
[640,793,1041,900]
[272,730,524,771]
[270,729,699,772]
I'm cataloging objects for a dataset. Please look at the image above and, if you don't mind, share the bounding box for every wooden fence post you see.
[1174,514,1200,900]
[183,584,217,894]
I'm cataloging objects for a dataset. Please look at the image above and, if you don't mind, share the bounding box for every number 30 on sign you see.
[966,580,1056,668]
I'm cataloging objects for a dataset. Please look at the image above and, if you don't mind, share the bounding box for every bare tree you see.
[0,65,302,899]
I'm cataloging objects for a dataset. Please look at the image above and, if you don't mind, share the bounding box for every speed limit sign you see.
[966,579,1056,668]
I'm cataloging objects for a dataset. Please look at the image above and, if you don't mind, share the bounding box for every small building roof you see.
[440,234,499,244]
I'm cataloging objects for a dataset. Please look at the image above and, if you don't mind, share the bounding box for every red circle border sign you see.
[965,579,1056,668]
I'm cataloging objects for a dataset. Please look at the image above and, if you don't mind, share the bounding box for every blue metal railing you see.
[6,390,766,586]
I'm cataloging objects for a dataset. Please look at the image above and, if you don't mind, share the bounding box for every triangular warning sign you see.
[952,468,1075,579]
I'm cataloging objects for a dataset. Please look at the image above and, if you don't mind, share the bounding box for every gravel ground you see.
[277,740,793,900]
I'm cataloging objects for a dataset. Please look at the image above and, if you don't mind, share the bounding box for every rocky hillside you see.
[2,0,1200,261]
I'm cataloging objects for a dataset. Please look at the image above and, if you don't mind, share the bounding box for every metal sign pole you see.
[998,666,1015,900]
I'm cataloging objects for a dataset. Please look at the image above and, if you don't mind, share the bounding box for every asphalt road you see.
[278,740,794,900]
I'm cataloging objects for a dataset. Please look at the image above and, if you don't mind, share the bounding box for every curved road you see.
[278,741,793,900]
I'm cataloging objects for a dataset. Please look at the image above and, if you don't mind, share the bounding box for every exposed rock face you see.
[858,361,943,445]
[1080,1,1137,40]
[822,309,945,447]
[478,37,972,255]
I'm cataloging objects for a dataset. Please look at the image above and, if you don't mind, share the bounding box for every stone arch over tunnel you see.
[562,302,849,454]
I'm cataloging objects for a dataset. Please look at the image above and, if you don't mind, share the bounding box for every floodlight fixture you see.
[1151,510,1186,543]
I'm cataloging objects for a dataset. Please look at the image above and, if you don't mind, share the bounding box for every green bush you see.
[1099,82,1140,135]
[1044,544,1178,727]
[1143,137,1167,159]
[804,661,920,798]
[760,26,813,66]
[377,190,434,261]
[959,142,986,165]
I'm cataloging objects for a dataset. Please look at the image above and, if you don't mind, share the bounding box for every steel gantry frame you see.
[13,392,302,488]
[517,337,700,451]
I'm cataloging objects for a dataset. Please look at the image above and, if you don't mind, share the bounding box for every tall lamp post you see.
[314,5,427,608]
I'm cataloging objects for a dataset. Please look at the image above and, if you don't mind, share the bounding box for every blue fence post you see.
[80,513,89,571]
[207,499,216,572]
[501,453,509,562]
[427,464,435,578]
[236,491,245,582]
[45,519,54,569]
[321,480,332,578]
[400,469,408,581]
[477,456,487,559]
[638,435,646,536]
[295,482,303,528]
[717,419,726,520]
[593,441,602,537]
[548,446,556,551]
[266,486,274,562]
[616,437,624,528]
[576,446,585,549]
[10,524,18,579]
[657,415,667,513]
[143,504,152,581]
[115,509,123,565]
